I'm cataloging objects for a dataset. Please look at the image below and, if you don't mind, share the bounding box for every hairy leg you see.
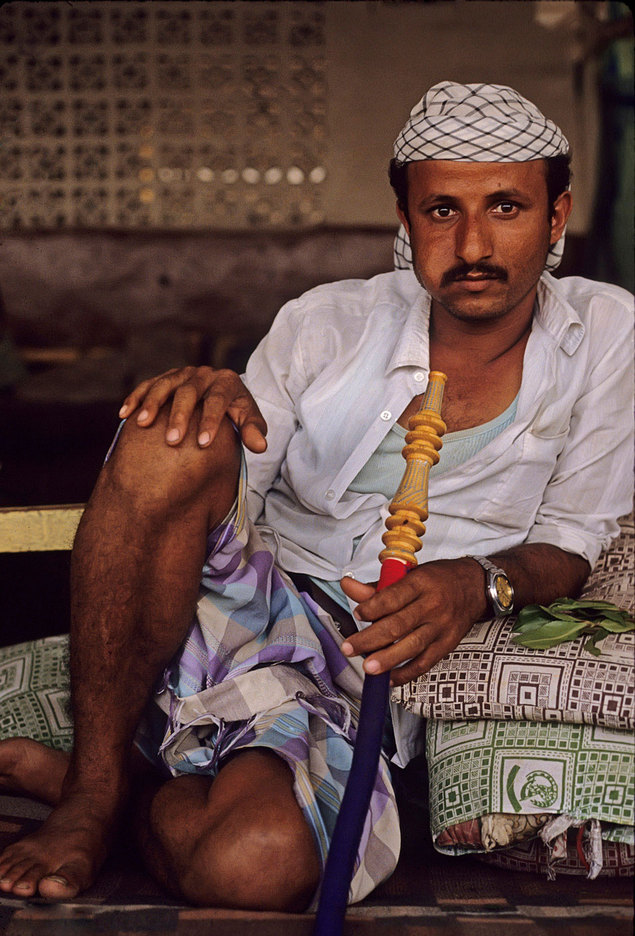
[134,749,321,912]
[0,411,241,900]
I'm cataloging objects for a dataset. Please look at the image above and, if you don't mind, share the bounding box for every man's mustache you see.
[441,263,508,287]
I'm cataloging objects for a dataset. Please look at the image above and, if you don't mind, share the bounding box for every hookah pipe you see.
[313,371,447,936]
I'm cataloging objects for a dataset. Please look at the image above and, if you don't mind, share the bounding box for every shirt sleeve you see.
[525,298,634,566]
[241,296,311,521]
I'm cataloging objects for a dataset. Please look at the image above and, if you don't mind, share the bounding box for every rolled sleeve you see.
[525,300,634,566]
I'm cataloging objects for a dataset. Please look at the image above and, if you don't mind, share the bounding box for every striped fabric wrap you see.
[135,455,400,908]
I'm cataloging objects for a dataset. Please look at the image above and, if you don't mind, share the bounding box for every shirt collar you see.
[386,273,431,373]
[387,270,585,372]
[535,273,585,354]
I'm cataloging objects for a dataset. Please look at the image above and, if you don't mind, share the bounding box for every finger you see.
[194,382,251,447]
[389,640,449,686]
[353,571,427,622]
[341,602,420,658]
[135,368,196,429]
[226,403,268,453]
[119,374,175,419]
[361,626,430,676]
[340,577,376,604]
[238,421,268,454]
[164,368,246,445]
[196,374,268,451]
[163,378,210,444]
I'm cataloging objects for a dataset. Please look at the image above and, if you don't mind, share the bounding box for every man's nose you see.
[454,216,493,264]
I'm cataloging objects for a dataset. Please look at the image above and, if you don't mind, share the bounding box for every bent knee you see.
[99,409,240,518]
[180,815,320,911]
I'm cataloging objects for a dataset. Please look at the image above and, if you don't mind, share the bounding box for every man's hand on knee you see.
[119,366,268,454]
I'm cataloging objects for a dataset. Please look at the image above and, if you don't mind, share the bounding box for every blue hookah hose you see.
[313,555,408,936]
[312,669,391,935]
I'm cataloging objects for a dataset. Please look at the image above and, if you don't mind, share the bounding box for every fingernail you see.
[353,609,362,621]
[14,881,32,890]
[166,428,180,443]
[341,641,353,656]
[365,660,380,674]
[119,405,129,417]
[137,409,149,423]
[198,431,211,446]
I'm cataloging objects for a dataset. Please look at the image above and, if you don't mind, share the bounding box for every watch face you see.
[494,574,513,610]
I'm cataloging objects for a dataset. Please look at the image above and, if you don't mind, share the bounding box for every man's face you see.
[397,159,571,324]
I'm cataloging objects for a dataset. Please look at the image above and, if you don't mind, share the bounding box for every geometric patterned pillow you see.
[426,717,634,854]
[0,634,72,751]
[393,515,634,730]
[579,514,634,612]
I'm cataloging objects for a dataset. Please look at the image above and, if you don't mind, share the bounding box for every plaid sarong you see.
[135,456,400,907]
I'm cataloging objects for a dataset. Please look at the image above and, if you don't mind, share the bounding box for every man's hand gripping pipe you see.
[313,371,447,935]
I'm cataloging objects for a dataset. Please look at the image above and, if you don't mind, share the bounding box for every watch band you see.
[467,554,515,616]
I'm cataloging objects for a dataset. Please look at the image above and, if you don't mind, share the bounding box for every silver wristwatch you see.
[467,555,514,616]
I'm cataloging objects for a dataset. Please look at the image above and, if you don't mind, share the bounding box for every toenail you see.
[44,875,69,886]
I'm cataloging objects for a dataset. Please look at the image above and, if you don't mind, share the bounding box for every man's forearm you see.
[486,543,591,614]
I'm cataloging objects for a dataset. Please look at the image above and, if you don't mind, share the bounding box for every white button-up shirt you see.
[243,269,633,764]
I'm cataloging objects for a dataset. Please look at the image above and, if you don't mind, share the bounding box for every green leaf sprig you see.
[511,598,634,656]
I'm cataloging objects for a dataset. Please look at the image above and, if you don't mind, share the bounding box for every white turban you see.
[392,81,570,272]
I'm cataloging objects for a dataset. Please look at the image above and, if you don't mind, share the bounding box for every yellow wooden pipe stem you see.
[379,371,447,566]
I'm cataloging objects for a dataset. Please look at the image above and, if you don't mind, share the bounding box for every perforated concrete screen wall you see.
[0,1,327,230]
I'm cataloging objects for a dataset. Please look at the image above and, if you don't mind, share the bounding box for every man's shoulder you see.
[290,269,423,318]
[546,274,634,316]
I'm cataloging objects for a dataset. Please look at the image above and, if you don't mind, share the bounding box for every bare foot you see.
[0,740,121,900]
[0,790,120,899]
[0,737,69,805]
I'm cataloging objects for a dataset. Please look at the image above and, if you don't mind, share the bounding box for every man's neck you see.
[417,291,537,432]
[428,292,536,366]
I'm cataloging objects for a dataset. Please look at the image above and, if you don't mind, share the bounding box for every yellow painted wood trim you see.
[0,505,85,553]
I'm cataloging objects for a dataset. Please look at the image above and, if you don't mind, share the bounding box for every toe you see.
[11,878,38,897]
[0,859,41,897]
[38,863,85,900]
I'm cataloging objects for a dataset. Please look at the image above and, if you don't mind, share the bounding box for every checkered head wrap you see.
[392,81,570,272]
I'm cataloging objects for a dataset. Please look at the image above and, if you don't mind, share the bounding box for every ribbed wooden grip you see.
[378,371,447,567]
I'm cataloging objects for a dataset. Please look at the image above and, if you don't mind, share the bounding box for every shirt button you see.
[414,371,425,382]
[380,410,391,421]
[325,489,335,500]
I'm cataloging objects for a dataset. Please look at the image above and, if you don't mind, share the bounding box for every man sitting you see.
[0,81,632,911]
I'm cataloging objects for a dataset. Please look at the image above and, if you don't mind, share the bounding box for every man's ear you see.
[396,202,411,236]
[550,190,572,246]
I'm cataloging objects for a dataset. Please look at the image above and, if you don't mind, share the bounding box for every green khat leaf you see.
[511,598,634,654]
[583,628,612,656]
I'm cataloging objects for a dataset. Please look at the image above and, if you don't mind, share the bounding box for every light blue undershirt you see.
[311,393,519,610]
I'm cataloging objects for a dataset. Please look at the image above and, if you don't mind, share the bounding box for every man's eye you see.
[431,206,455,219]
[494,201,518,214]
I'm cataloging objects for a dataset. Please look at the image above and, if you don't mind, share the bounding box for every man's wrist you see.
[448,556,491,622]
[466,555,515,617]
